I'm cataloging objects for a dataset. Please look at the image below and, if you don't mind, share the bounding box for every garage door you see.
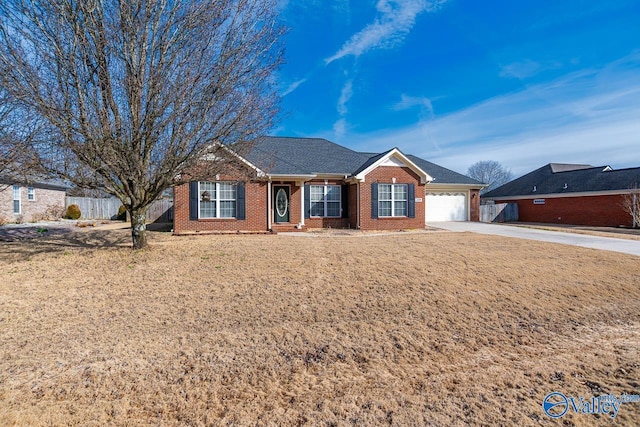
[426,192,468,221]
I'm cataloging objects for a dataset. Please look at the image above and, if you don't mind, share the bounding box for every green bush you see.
[64,204,81,220]
[117,205,128,221]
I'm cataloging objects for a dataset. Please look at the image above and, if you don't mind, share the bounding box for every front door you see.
[273,186,290,223]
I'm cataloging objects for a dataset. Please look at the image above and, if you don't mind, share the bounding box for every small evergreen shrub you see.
[117,205,128,221]
[64,204,81,220]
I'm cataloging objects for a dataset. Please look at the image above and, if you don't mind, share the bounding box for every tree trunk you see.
[130,209,148,249]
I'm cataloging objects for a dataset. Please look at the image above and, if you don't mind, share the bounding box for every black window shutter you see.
[189,181,199,220]
[236,182,246,220]
[371,183,378,219]
[341,184,349,218]
[304,184,310,219]
[408,183,415,218]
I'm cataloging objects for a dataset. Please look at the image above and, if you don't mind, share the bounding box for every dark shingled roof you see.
[483,163,640,198]
[240,136,481,186]
[245,136,371,175]
[407,155,484,185]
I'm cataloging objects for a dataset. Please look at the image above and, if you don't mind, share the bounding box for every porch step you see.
[271,224,307,233]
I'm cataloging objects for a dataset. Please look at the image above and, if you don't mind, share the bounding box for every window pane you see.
[394,184,407,201]
[28,187,35,200]
[326,201,340,217]
[310,185,324,202]
[394,201,407,217]
[13,185,19,200]
[13,200,20,214]
[326,186,340,201]
[200,182,215,202]
[219,200,236,218]
[310,201,324,217]
[378,184,392,201]
[379,201,392,217]
[199,200,216,218]
[219,183,236,200]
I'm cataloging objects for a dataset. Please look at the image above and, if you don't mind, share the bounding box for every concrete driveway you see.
[427,222,640,257]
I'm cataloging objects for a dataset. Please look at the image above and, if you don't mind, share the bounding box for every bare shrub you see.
[622,190,640,228]
[0,216,8,226]
[31,204,66,222]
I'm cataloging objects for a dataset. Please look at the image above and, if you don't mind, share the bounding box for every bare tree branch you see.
[467,160,513,195]
[0,0,285,248]
[622,187,640,228]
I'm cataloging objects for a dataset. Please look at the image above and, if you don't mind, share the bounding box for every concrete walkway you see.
[427,222,640,257]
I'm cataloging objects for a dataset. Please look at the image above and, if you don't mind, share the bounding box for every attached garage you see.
[426,192,468,221]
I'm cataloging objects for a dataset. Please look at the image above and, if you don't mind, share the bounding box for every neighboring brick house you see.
[482,163,640,227]
[0,180,67,223]
[174,137,482,234]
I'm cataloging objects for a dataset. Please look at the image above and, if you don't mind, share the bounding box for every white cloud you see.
[349,54,640,176]
[499,59,562,79]
[337,80,353,115]
[333,80,353,137]
[333,118,347,137]
[392,94,434,121]
[281,78,308,97]
[325,0,446,64]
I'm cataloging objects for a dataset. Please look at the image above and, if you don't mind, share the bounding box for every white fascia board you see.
[312,173,352,179]
[483,189,637,201]
[426,183,484,190]
[268,174,317,180]
[355,148,433,184]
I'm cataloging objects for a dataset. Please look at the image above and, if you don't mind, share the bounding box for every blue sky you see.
[275,0,640,177]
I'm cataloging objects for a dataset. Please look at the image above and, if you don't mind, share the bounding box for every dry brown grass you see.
[0,229,639,426]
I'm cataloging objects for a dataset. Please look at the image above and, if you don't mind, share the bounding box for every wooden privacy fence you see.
[480,203,519,223]
[65,197,173,223]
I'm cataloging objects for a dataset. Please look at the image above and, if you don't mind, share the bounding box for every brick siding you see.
[494,194,634,227]
[304,180,350,229]
[174,179,268,233]
[359,166,426,230]
[469,189,480,222]
[0,185,65,223]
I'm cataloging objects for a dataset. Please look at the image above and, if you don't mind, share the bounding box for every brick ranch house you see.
[0,179,67,223]
[482,163,640,227]
[174,137,483,234]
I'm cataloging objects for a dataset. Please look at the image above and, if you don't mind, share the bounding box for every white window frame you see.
[13,185,21,214]
[27,187,35,201]
[198,181,236,219]
[309,185,341,218]
[378,183,408,217]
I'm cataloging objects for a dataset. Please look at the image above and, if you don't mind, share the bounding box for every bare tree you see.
[622,187,640,228]
[467,160,513,194]
[0,90,42,185]
[0,0,284,248]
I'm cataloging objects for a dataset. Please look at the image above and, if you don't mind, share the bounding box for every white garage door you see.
[426,192,468,221]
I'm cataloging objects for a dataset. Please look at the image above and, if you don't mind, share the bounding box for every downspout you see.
[357,181,361,229]
[267,180,272,231]
[299,181,305,228]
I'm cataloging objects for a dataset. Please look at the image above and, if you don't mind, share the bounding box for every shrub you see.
[0,216,8,226]
[117,205,128,221]
[31,204,66,222]
[64,204,81,220]
[45,204,66,220]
